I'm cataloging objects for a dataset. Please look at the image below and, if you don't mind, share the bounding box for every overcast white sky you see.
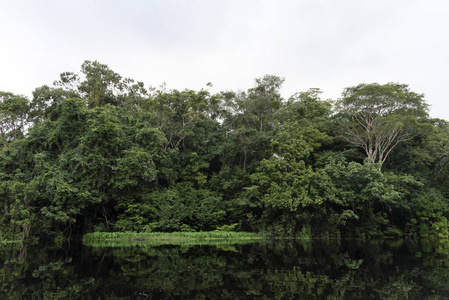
[1,0,448,120]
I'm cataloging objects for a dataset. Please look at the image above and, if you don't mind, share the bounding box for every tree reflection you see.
[1,239,449,299]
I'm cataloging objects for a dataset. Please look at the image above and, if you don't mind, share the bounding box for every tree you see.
[245,75,284,132]
[145,88,214,150]
[0,92,29,147]
[336,83,428,169]
[52,60,148,109]
[28,85,79,125]
[280,88,332,124]
[427,120,449,183]
[248,91,330,234]
[251,120,328,210]
[219,75,285,170]
[221,75,284,133]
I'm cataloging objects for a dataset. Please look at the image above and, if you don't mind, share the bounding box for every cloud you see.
[0,0,448,119]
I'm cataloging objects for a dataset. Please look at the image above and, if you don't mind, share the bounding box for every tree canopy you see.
[0,61,448,243]
[336,83,429,168]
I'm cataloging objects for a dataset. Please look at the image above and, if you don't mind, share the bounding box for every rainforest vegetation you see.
[1,60,448,243]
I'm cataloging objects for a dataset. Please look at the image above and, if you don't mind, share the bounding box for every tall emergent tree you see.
[336,83,428,168]
[219,75,284,170]
[51,60,148,109]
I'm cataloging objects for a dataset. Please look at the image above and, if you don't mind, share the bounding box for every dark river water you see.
[1,239,449,299]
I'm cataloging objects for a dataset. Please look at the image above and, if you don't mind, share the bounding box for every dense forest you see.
[1,61,448,243]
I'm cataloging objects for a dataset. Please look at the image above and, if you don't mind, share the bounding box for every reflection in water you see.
[1,239,449,299]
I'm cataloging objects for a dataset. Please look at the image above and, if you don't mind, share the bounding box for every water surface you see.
[1,239,449,299]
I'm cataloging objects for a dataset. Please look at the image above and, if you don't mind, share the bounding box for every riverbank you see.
[83,231,265,247]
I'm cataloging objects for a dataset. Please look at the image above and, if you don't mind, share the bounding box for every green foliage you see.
[0,61,447,241]
[146,88,212,150]
[0,92,29,147]
[320,159,415,238]
[410,189,449,239]
[83,231,263,247]
[115,183,226,232]
[0,181,33,241]
[29,85,79,124]
[336,83,429,167]
[215,223,238,232]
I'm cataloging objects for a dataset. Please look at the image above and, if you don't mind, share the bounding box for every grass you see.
[83,231,265,247]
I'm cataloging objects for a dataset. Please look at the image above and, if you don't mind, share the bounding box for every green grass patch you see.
[83,231,265,247]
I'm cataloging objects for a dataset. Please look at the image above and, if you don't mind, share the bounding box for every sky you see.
[1,0,448,120]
